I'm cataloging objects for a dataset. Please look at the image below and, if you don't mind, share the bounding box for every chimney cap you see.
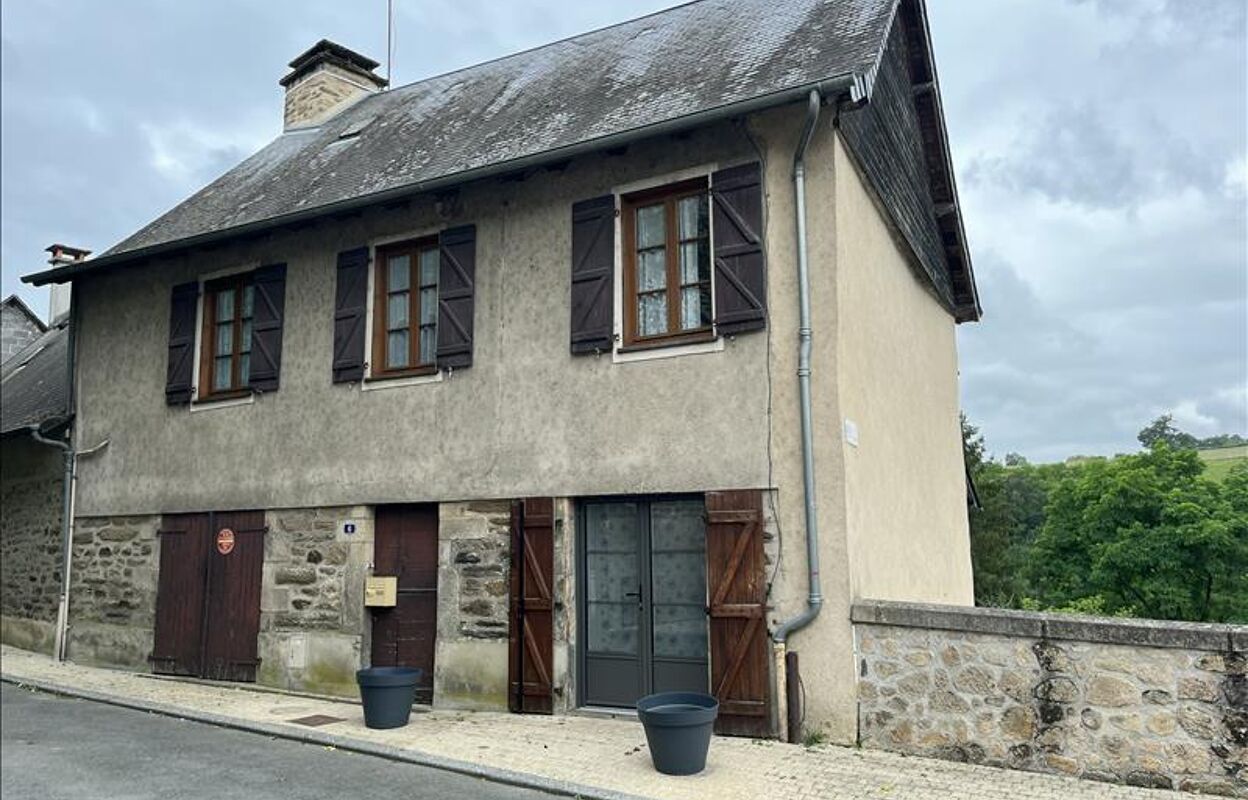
[280,39,387,89]
[45,244,91,261]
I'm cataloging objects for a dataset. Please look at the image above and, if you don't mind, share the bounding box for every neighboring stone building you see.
[22,0,981,742]
[0,322,71,655]
[1,295,46,363]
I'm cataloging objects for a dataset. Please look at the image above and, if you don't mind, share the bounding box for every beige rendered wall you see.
[832,133,974,606]
[69,119,779,519]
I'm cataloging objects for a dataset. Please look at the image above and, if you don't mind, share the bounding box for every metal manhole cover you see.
[289,714,346,727]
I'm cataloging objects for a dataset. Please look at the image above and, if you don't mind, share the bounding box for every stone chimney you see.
[45,244,89,325]
[280,40,388,131]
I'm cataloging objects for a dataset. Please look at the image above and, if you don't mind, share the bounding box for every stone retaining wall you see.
[852,600,1247,796]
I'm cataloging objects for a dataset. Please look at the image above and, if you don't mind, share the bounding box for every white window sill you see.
[189,393,255,413]
[612,336,725,364]
[360,370,444,391]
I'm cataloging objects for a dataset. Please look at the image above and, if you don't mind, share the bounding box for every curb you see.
[1,673,652,800]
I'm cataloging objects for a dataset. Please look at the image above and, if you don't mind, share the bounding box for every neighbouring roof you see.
[23,0,977,319]
[1,323,70,436]
[2,294,47,334]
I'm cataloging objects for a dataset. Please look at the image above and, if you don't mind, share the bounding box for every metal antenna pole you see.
[386,0,394,88]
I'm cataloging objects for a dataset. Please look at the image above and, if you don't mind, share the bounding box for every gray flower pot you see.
[357,667,422,729]
[637,691,719,775]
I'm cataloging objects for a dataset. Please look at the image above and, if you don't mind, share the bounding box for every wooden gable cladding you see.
[332,246,369,382]
[164,281,199,405]
[705,489,772,736]
[248,262,287,392]
[711,162,767,335]
[509,497,555,714]
[435,224,476,370]
[569,195,616,354]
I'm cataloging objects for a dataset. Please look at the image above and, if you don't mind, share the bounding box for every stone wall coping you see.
[851,600,1246,652]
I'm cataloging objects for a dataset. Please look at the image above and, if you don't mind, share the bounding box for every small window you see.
[198,273,254,399]
[372,238,439,377]
[621,177,712,347]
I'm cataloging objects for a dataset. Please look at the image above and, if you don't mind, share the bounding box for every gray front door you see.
[580,498,709,708]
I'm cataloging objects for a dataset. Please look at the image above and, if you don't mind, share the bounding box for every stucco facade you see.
[51,101,971,741]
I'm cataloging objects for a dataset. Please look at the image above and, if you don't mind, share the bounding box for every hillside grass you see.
[1199,444,1248,482]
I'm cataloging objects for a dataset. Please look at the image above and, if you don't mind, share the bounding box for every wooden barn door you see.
[152,510,265,681]
[201,510,266,681]
[705,490,772,736]
[509,498,555,714]
[371,504,438,704]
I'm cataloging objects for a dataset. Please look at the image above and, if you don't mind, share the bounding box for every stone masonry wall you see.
[853,601,1247,797]
[1,438,63,649]
[66,515,161,669]
[259,506,372,697]
[435,501,511,710]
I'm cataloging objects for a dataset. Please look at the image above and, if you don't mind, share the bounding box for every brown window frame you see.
[197,273,254,402]
[371,237,439,379]
[620,176,714,350]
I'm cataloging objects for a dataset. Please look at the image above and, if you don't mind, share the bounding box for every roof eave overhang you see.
[24,73,859,288]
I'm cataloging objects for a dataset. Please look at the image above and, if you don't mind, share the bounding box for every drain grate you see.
[288,714,346,727]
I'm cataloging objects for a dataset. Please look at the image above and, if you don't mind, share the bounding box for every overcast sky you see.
[2,0,1245,462]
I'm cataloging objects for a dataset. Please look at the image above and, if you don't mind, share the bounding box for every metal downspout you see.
[773,89,825,645]
[28,428,73,661]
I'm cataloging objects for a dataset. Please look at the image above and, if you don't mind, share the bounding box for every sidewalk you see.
[0,645,1187,800]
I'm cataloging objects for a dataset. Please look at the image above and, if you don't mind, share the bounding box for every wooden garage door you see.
[371,504,438,704]
[152,510,265,681]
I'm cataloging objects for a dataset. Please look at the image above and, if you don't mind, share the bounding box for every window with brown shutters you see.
[621,177,713,348]
[191,264,287,402]
[371,238,440,379]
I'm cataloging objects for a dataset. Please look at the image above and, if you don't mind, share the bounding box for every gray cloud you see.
[1,0,1244,462]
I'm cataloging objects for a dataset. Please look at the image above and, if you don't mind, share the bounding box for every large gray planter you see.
[357,667,422,729]
[636,691,719,775]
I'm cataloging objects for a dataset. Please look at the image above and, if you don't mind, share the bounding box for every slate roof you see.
[1,324,70,436]
[20,0,977,319]
[42,0,896,267]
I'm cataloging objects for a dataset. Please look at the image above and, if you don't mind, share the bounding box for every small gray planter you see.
[357,667,422,729]
[636,691,719,775]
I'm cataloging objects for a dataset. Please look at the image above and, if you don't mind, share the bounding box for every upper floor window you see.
[199,274,254,398]
[373,238,439,377]
[621,177,712,347]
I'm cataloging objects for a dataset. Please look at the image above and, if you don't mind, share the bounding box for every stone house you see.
[2,294,46,363]
[18,0,981,741]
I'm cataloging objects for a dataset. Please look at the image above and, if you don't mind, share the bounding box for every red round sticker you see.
[216,528,235,555]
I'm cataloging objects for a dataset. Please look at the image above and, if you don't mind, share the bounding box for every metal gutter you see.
[24,74,858,287]
[772,89,827,645]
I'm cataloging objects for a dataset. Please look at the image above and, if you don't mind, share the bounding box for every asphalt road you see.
[0,683,558,799]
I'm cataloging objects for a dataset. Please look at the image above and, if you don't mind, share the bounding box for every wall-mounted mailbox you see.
[364,576,397,607]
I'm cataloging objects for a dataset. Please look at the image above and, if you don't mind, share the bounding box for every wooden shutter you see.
[509,497,555,714]
[165,281,199,405]
[706,489,772,736]
[436,225,475,369]
[570,195,615,354]
[249,263,286,392]
[711,162,767,335]
[332,247,369,383]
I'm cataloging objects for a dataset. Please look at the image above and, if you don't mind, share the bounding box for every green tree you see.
[1137,414,1199,451]
[1028,444,1248,622]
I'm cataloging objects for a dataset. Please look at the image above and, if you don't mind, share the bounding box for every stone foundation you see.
[259,506,372,697]
[66,515,160,669]
[434,500,511,710]
[853,600,1247,796]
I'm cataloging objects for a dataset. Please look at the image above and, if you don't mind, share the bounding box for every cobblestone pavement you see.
[0,646,1190,800]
